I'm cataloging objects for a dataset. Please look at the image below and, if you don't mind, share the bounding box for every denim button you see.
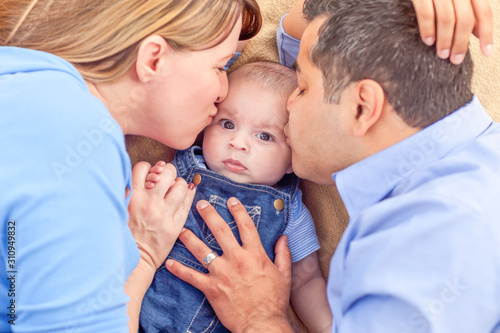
[274,199,284,211]
[193,173,202,185]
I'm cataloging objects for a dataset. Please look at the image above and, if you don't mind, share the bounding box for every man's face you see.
[285,17,357,185]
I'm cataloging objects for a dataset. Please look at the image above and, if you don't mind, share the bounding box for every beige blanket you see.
[126,1,500,331]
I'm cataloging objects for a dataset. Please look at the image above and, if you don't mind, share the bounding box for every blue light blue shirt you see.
[328,96,500,332]
[276,14,301,69]
[0,47,140,332]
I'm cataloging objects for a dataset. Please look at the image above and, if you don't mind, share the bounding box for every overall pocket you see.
[203,194,262,251]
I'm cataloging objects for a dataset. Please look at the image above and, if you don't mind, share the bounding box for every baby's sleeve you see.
[284,189,320,263]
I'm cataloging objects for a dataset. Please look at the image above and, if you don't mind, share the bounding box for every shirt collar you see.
[332,95,493,220]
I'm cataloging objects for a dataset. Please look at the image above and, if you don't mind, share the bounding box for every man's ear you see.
[136,35,169,83]
[352,79,386,137]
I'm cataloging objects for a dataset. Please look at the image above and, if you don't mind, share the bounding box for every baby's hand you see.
[145,161,174,189]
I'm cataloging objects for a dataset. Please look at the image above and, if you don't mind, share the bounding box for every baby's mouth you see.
[223,159,247,172]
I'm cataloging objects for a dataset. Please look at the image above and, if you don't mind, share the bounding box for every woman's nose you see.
[215,71,229,103]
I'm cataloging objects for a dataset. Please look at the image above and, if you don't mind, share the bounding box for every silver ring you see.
[202,251,218,269]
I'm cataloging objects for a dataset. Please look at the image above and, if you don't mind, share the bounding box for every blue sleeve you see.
[224,52,242,71]
[332,194,500,332]
[276,14,301,68]
[0,68,138,332]
[284,190,320,263]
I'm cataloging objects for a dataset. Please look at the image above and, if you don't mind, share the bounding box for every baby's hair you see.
[229,61,298,99]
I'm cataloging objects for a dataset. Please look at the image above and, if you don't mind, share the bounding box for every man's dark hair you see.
[303,0,473,128]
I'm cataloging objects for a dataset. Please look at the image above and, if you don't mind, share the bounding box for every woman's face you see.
[144,16,243,150]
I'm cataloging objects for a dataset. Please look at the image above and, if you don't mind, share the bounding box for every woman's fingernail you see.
[198,201,209,209]
[181,227,187,232]
[166,260,173,268]
[228,197,239,206]
[484,44,493,57]
[424,37,434,46]
[451,53,465,65]
[188,183,196,190]
[438,49,450,59]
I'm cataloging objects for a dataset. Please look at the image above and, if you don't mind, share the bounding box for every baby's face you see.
[203,79,293,186]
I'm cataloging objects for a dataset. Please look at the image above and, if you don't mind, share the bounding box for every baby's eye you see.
[220,120,235,130]
[257,132,273,141]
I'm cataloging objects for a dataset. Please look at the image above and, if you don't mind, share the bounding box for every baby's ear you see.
[285,164,294,174]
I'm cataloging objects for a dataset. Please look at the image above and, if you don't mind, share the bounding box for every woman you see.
[0,0,260,331]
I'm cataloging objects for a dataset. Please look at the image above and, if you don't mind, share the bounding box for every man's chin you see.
[292,163,335,186]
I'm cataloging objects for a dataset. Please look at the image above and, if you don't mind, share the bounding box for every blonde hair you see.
[1,0,261,83]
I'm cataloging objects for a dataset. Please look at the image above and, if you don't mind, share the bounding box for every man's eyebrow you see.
[292,60,300,73]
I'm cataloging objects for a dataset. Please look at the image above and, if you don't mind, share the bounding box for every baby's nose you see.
[229,134,249,151]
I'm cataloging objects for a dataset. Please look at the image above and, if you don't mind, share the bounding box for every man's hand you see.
[412,0,494,64]
[166,197,294,333]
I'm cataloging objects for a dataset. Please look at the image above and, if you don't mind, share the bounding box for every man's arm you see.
[166,198,295,333]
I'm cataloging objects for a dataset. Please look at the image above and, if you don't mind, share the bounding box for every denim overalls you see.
[139,146,299,333]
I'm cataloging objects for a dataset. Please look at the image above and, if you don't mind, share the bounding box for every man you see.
[167,0,500,332]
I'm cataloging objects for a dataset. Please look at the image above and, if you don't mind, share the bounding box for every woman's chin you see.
[156,129,203,151]
[172,142,194,151]
[173,136,198,151]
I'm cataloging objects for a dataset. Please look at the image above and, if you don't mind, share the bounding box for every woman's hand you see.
[166,197,294,333]
[412,0,494,64]
[126,161,196,332]
[129,161,196,270]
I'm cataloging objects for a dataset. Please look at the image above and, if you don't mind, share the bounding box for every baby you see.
[139,61,332,333]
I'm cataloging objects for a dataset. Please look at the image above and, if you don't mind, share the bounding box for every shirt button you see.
[274,199,284,211]
[193,173,202,186]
